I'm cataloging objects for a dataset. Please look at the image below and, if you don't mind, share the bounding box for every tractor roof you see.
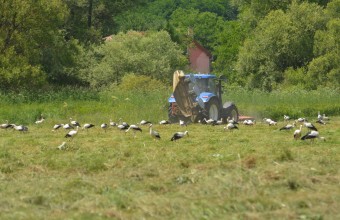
[185,73,216,79]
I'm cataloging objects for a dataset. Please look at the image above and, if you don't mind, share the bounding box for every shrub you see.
[117,74,168,93]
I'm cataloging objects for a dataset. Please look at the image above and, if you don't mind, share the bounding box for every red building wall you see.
[188,41,211,73]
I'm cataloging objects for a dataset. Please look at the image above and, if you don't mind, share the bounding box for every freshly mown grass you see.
[0,88,339,219]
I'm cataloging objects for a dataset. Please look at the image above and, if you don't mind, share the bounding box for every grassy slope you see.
[0,113,339,219]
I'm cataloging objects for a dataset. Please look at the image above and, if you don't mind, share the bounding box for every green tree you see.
[63,0,149,43]
[306,0,340,89]
[231,0,330,29]
[0,0,76,90]
[169,8,225,52]
[212,20,247,83]
[79,31,187,88]
[235,1,326,90]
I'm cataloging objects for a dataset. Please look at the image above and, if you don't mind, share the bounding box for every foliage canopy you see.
[78,31,186,88]
[0,0,339,91]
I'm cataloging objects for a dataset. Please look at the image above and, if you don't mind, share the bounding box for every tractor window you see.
[187,78,217,94]
[207,79,217,93]
[193,79,207,93]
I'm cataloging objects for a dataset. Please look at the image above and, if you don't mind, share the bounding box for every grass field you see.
[0,88,339,219]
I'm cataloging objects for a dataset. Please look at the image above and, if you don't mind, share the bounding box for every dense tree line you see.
[0,0,339,91]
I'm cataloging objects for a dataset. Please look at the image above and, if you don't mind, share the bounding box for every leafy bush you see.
[0,86,100,104]
[117,74,167,92]
[79,30,187,88]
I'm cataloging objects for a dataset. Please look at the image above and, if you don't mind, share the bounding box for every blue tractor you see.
[168,72,239,123]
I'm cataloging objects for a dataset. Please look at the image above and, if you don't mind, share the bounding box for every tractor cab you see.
[188,74,217,95]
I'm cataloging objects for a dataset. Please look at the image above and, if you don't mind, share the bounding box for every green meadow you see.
[0,88,339,219]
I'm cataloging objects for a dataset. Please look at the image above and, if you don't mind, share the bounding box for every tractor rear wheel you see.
[225,104,239,122]
[206,99,220,121]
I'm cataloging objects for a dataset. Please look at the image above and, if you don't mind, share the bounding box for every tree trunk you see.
[87,0,93,28]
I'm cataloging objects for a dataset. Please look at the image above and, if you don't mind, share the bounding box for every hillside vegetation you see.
[1,0,339,92]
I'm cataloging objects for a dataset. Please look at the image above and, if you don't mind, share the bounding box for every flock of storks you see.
[0,111,330,149]
[0,117,190,145]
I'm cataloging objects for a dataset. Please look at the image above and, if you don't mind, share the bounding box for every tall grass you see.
[224,86,340,120]
[0,87,171,125]
[1,85,339,124]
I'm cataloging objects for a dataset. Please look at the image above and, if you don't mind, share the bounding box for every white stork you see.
[70,118,81,127]
[263,118,277,126]
[171,131,189,141]
[140,120,152,125]
[159,120,171,125]
[83,123,95,130]
[224,122,238,131]
[322,114,329,121]
[101,123,108,132]
[227,117,238,125]
[52,124,63,131]
[317,111,322,120]
[243,119,255,126]
[269,120,277,126]
[117,119,130,131]
[63,123,74,130]
[279,122,295,131]
[179,119,187,126]
[293,125,303,140]
[203,118,215,125]
[1,120,13,129]
[284,115,290,121]
[118,124,129,131]
[65,126,79,139]
[118,118,130,129]
[212,118,224,126]
[109,119,117,127]
[304,122,318,131]
[316,119,326,125]
[35,117,45,124]
[126,124,142,137]
[301,130,325,142]
[13,124,28,132]
[297,117,307,123]
[149,124,160,140]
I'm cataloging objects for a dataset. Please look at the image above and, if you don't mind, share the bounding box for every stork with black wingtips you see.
[52,124,63,131]
[171,131,189,141]
[301,130,325,142]
[149,124,160,140]
[140,120,152,125]
[83,123,95,131]
[13,124,28,132]
[304,122,318,131]
[65,126,79,140]
[279,122,296,131]
[101,123,108,132]
[70,118,81,127]
[159,120,171,125]
[224,122,238,131]
[117,119,130,131]
[110,119,117,127]
[126,124,142,137]
[203,118,216,125]
[1,120,13,130]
